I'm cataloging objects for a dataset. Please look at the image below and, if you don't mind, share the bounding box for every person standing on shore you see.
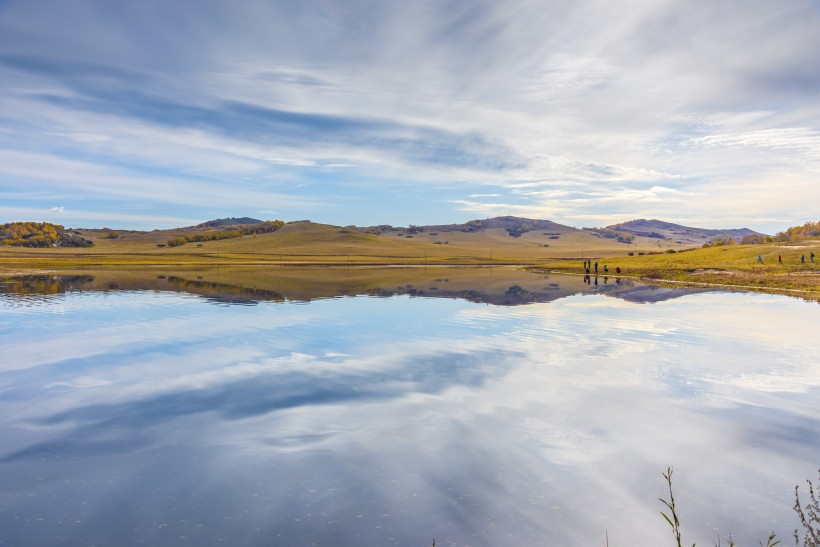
[594,261,598,274]
[758,255,763,263]
[801,254,805,264]
[778,255,783,264]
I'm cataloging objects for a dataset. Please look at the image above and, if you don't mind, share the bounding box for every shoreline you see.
[3,262,819,300]
[538,269,820,300]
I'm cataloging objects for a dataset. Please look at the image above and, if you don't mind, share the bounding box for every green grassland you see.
[2,221,818,295]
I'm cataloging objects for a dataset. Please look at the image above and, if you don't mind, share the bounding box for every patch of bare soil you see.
[692,268,737,275]
[0,268,51,277]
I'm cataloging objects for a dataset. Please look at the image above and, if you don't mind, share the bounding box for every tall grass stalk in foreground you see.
[659,466,692,547]
[794,469,820,547]
[660,466,781,547]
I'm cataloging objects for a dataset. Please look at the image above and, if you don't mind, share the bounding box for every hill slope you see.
[195,217,263,228]
[606,219,763,245]
[360,216,577,236]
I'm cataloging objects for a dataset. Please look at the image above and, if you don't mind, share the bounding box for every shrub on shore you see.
[1,222,93,248]
[166,220,284,247]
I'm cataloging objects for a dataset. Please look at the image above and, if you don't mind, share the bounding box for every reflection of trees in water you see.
[1,275,94,295]
[0,276,95,305]
[0,274,286,306]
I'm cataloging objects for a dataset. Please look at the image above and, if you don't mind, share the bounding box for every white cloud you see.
[0,206,199,227]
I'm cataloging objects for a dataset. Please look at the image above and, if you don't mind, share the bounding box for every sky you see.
[0,0,818,232]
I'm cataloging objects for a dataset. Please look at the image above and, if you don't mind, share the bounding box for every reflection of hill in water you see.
[162,276,286,305]
[1,267,714,306]
[610,285,713,303]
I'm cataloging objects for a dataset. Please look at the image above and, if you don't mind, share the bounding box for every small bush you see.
[165,220,283,247]
[794,468,820,547]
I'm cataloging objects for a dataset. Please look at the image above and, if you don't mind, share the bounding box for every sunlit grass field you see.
[0,221,685,267]
[537,239,820,293]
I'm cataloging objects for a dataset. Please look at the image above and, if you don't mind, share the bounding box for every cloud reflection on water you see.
[0,281,819,546]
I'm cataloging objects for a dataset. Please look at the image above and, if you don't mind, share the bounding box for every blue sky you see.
[1,0,818,232]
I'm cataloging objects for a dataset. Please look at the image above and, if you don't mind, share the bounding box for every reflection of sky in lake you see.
[0,288,819,546]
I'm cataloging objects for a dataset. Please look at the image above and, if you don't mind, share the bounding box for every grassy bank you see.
[532,241,820,295]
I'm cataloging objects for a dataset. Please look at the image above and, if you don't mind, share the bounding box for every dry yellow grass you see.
[0,221,689,268]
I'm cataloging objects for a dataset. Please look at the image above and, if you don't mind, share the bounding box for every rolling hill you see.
[195,217,264,228]
[358,216,577,236]
[606,219,763,245]
[0,215,778,270]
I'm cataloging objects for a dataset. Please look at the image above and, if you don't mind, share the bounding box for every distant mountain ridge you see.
[424,216,575,233]
[186,216,765,245]
[195,217,263,228]
[605,219,763,244]
[358,216,764,242]
[359,216,578,236]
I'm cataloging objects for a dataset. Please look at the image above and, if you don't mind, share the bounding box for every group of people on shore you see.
[581,260,622,286]
[582,260,620,275]
[760,251,815,264]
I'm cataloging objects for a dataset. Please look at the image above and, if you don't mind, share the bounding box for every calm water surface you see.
[1,268,818,546]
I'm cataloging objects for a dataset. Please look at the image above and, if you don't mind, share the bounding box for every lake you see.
[1,267,818,546]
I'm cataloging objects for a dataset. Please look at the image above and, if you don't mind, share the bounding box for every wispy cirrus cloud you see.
[0,52,522,173]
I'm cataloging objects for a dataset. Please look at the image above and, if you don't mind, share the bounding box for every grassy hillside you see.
[0,219,690,269]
